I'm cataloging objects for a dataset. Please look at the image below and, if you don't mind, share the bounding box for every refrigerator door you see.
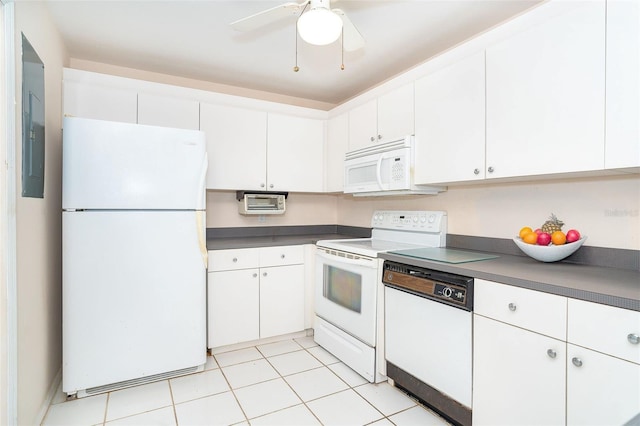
[62,210,206,394]
[62,116,207,210]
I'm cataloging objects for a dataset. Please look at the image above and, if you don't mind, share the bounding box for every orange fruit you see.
[519,227,533,239]
[551,231,566,245]
[522,232,538,244]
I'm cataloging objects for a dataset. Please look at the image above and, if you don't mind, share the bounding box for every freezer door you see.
[62,210,206,394]
[63,116,207,210]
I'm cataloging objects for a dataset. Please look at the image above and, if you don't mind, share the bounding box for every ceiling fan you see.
[230,0,365,52]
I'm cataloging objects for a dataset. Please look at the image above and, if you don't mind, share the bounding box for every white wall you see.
[337,174,640,250]
[206,191,338,228]
[13,2,68,424]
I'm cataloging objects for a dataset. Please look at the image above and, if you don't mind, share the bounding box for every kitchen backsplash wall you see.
[206,191,338,227]
[337,174,639,251]
[206,174,638,250]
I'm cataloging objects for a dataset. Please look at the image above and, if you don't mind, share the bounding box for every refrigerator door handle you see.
[196,152,208,210]
[196,210,208,269]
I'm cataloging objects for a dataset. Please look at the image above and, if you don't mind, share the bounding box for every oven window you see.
[323,265,362,313]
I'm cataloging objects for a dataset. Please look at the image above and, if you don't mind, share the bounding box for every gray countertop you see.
[380,251,640,311]
[207,233,356,250]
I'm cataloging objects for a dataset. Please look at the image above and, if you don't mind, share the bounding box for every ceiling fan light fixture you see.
[297,7,343,46]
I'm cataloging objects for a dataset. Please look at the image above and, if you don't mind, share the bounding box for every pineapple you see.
[541,213,564,234]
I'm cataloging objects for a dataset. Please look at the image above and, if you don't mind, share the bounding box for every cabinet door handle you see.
[232,257,238,263]
[377,134,382,140]
[547,349,557,359]
[269,184,274,189]
[252,273,258,278]
[370,136,375,142]
[628,333,640,344]
[260,183,265,188]
[263,272,267,277]
[488,166,495,173]
[508,303,517,312]
[473,168,480,175]
[572,357,583,367]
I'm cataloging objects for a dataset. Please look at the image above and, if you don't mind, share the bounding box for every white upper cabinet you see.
[414,52,486,185]
[348,99,377,151]
[200,102,267,191]
[485,1,606,179]
[348,83,414,151]
[267,113,324,192]
[605,0,640,170]
[137,93,200,130]
[325,112,349,192]
[63,80,137,124]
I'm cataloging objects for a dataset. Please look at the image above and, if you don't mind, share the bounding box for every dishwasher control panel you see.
[382,261,473,310]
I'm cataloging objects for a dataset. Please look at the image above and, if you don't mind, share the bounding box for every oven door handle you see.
[316,249,375,268]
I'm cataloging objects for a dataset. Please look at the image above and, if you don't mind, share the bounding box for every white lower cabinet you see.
[473,279,640,426]
[473,279,567,426]
[566,298,640,425]
[473,315,566,426]
[207,246,305,349]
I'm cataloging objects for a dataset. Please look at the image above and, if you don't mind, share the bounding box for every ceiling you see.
[44,0,543,108]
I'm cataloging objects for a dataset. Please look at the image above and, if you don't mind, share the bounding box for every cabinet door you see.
[267,113,324,192]
[63,80,137,123]
[474,279,567,340]
[568,298,640,364]
[414,52,485,184]
[605,0,640,169]
[326,113,348,192]
[348,99,377,151]
[259,265,305,339]
[567,344,640,425]
[200,103,267,190]
[473,315,566,426]
[377,83,414,144]
[486,1,606,178]
[137,93,200,130]
[207,269,259,348]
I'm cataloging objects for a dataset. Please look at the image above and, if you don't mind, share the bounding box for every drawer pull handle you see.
[508,303,517,312]
[281,254,286,259]
[547,349,557,359]
[628,333,639,345]
[572,357,583,367]
[232,257,238,263]
[252,273,257,278]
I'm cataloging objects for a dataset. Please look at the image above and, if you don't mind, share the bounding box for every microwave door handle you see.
[376,154,384,190]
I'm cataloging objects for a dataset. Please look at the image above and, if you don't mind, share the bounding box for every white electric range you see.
[314,210,447,383]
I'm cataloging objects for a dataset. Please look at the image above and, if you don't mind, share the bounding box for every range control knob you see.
[442,287,453,298]
[428,214,436,223]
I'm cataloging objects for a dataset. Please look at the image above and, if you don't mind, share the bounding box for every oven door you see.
[314,248,379,346]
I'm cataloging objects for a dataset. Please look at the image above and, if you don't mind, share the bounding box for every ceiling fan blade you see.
[332,9,364,52]
[231,2,305,32]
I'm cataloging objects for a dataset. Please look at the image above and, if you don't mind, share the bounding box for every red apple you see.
[534,228,543,235]
[566,229,581,243]
[537,232,552,246]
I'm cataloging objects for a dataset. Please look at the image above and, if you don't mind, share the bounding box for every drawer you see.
[208,248,259,272]
[474,279,567,340]
[568,298,640,364]
[259,245,304,267]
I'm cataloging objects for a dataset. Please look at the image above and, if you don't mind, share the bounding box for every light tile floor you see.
[42,336,451,426]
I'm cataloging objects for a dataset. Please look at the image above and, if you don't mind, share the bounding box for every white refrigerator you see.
[62,116,208,397]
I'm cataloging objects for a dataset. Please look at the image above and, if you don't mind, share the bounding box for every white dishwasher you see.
[383,261,473,426]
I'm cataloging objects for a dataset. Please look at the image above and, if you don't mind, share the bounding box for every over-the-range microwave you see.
[343,136,446,196]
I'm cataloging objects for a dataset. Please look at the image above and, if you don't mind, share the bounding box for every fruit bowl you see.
[513,236,587,262]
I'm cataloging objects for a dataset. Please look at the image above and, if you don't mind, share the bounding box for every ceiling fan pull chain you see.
[340,27,345,70]
[293,2,311,72]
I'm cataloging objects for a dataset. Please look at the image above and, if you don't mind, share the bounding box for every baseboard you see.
[36,366,62,425]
